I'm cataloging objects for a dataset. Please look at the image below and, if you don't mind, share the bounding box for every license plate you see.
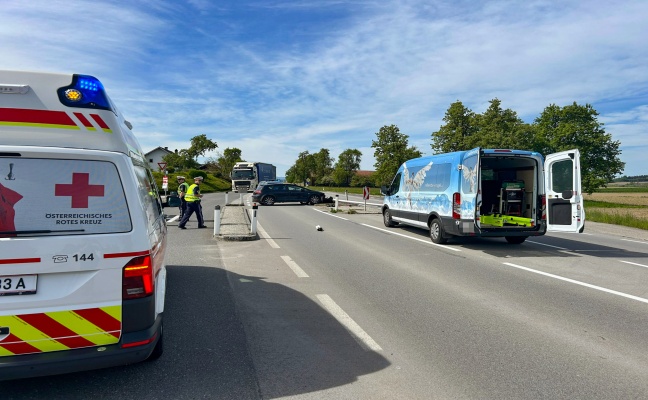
[0,275,37,296]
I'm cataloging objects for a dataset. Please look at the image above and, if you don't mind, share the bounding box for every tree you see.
[217,148,243,179]
[187,134,218,161]
[285,165,297,183]
[333,149,362,186]
[297,151,312,185]
[533,102,624,194]
[372,125,422,187]
[161,134,217,171]
[310,148,334,185]
[162,149,200,171]
[473,99,531,149]
[431,101,477,153]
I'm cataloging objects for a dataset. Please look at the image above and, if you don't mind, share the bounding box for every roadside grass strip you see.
[316,294,382,352]
[503,262,648,305]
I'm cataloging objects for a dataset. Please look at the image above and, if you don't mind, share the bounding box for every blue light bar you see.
[57,74,113,112]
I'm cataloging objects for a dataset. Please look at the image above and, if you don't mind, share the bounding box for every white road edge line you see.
[316,294,382,352]
[620,238,648,245]
[281,255,309,278]
[620,260,648,269]
[503,262,648,305]
[312,208,349,220]
[257,222,280,249]
[526,240,568,250]
[361,224,462,252]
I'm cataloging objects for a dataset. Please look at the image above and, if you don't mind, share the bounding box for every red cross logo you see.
[55,173,105,208]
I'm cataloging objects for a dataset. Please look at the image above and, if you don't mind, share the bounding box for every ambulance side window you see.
[133,166,163,221]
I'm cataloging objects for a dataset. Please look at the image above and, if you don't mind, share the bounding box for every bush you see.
[187,169,207,180]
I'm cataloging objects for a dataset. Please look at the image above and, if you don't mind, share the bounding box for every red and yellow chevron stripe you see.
[0,107,78,130]
[0,305,121,356]
[0,108,112,133]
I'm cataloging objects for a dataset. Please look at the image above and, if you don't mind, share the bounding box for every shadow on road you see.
[394,224,648,259]
[2,264,389,399]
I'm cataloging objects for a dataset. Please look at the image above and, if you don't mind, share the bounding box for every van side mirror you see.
[380,185,390,196]
[562,189,573,200]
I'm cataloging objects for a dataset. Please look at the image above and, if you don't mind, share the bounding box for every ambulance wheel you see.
[262,195,275,205]
[505,236,527,244]
[147,322,164,361]
[429,219,447,244]
[383,209,397,227]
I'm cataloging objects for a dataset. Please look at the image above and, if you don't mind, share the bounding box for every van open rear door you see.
[544,149,585,233]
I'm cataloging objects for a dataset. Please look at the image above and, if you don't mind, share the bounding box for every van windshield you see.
[0,158,131,237]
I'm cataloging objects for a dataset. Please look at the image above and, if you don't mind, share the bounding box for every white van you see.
[381,148,585,244]
[0,71,167,380]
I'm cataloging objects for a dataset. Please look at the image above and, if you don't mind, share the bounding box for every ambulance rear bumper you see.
[0,315,162,381]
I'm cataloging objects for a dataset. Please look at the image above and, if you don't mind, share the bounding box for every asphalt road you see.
[5,192,648,399]
[223,193,648,398]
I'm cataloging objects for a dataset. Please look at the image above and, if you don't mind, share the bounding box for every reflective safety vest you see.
[178,182,189,197]
[184,184,200,202]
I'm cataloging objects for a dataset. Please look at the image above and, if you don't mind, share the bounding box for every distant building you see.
[145,147,173,171]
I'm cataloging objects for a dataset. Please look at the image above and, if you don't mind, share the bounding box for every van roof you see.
[0,70,146,163]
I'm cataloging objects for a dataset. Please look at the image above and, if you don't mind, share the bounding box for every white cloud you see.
[2,0,647,178]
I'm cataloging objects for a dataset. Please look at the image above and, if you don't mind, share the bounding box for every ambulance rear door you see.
[544,149,585,233]
[0,150,136,357]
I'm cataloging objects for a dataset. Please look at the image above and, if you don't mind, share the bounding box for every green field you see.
[324,186,648,231]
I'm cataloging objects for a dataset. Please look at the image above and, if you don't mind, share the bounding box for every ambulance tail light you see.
[122,255,154,299]
[57,74,112,111]
[452,192,461,219]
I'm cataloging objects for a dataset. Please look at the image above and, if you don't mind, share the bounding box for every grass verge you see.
[585,209,648,230]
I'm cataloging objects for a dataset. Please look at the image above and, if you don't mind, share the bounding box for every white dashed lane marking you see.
[316,294,382,352]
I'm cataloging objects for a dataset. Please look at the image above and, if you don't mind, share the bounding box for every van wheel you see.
[262,196,275,205]
[147,322,164,361]
[505,236,527,244]
[429,219,448,244]
[383,209,397,227]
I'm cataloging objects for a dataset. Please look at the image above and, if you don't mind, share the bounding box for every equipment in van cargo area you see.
[0,70,167,381]
[381,147,584,245]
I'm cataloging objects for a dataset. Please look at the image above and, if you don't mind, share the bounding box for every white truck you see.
[231,162,276,192]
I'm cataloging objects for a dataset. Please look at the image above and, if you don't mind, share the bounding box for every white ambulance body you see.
[0,71,167,380]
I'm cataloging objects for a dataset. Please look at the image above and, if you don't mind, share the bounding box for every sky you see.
[2,0,647,177]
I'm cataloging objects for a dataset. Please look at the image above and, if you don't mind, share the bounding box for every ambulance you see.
[0,71,167,380]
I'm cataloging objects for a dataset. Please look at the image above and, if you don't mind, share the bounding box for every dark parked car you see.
[252,183,327,205]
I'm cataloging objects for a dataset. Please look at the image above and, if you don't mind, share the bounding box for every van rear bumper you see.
[444,217,547,237]
[0,315,162,381]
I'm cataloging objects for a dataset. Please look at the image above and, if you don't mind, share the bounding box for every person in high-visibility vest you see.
[176,176,189,218]
[178,176,206,229]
